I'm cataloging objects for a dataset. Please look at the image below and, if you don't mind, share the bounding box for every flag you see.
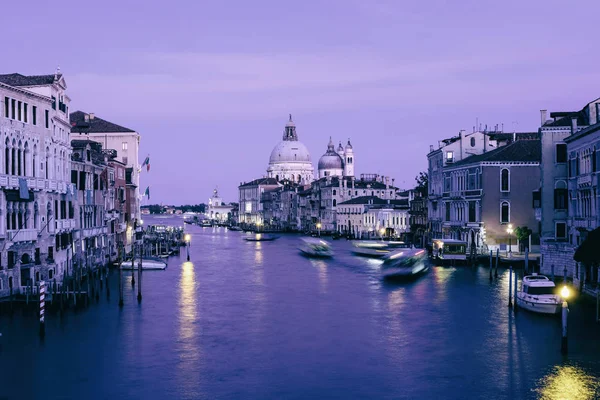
[141,155,150,172]
[144,186,150,200]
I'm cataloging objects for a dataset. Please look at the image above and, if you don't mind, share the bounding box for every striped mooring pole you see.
[39,281,46,339]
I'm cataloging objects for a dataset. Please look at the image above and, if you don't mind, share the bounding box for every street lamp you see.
[185,234,191,261]
[506,223,514,256]
[560,285,570,354]
[379,228,386,240]
[316,222,322,237]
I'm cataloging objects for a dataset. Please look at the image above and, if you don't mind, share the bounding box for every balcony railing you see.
[8,229,38,242]
[577,174,592,187]
[572,217,598,230]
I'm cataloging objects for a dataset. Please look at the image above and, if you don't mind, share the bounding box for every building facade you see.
[207,188,234,223]
[238,177,280,226]
[337,196,409,239]
[0,72,74,297]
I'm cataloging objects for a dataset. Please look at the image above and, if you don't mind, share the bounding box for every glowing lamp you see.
[560,285,570,300]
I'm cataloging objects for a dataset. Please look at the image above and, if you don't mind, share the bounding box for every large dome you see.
[269,140,311,163]
[318,153,343,170]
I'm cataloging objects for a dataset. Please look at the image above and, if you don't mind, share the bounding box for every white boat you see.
[120,257,167,270]
[244,233,279,242]
[381,248,428,278]
[516,274,561,314]
[299,238,334,258]
[352,241,409,258]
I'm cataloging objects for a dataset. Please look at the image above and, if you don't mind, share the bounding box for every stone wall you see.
[540,240,580,287]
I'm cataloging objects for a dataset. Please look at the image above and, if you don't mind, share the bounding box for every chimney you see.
[89,113,95,120]
[84,114,89,122]
[429,144,434,153]
[571,117,578,134]
[483,132,488,153]
[392,178,395,187]
[540,110,547,127]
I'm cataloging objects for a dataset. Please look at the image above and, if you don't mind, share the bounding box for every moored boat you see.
[299,238,334,258]
[120,257,167,270]
[381,248,428,279]
[516,274,561,314]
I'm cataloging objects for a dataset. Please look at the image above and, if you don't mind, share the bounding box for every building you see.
[0,71,74,297]
[70,111,141,226]
[433,138,541,253]
[337,196,409,239]
[267,115,314,184]
[107,156,127,259]
[317,138,354,178]
[238,177,280,226]
[409,189,427,247]
[70,140,113,269]
[564,119,600,292]
[207,188,234,223]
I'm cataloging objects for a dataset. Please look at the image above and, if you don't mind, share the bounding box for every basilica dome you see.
[317,138,344,178]
[267,115,315,184]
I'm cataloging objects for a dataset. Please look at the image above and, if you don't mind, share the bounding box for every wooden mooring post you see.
[508,266,513,308]
[495,249,499,278]
[39,281,45,339]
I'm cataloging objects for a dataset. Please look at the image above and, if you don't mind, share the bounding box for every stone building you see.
[337,196,409,239]
[267,115,314,184]
[0,72,74,297]
[238,177,280,226]
[207,188,234,223]
[438,139,541,253]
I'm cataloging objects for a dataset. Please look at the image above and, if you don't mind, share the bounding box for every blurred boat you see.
[299,238,334,258]
[229,226,242,231]
[352,241,409,258]
[244,233,279,242]
[120,257,167,270]
[381,248,428,279]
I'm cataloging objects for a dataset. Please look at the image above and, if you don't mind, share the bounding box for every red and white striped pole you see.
[39,281,46,338]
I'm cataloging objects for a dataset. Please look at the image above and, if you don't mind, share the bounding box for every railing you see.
[572,217,597,229]
[465,189,482,197]
[577,174,592,187]
[8,229,38,242]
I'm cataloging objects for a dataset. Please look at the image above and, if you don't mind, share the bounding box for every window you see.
[593,148,597,173]
[446,151,454,163]
[122,142,128,151]
[122,156,128,165]
[24,103,28,123]
[333,199,337,207]
[470,137,475,147]
[532,190,541,208]
[554,181,568,210]
[556,144,567,163]
[11,99,16,119]
[500,169,510,192]
[468,201,476,222]
[17,101,22,121]
[500,201,510,223]
[32,106,37,125]
[444,176,451,192]
[555,222,567,239]
[4,97,8,118]
[45,110,49,128]
[445,203,450,221]
[332,189,336,195]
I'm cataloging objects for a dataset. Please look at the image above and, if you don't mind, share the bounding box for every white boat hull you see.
[382,263,428,278]
[516,294,560,314]
[299,248,334,258]
[120,259,167,270]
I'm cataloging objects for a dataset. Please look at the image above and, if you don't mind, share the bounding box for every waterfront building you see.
[107,157,127,258]
[238,177,280,226]
[538,99,600,284]
[267,115,314,184]
[337,196,409,239]
[70,111,141,225]
[70,140,114,269]
[438,138,541,253]
[564,120,600,293]
[0,72,74,297]
[409,189,428,246]
[207,187,234,223]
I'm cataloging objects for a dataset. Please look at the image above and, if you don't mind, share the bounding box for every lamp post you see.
[560,285,570,354]
[185,234,191,262]
[506,223,514,256]
[316,222,322,237]
[379,228,386,241]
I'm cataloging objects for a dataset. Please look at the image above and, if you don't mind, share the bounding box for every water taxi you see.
[244,233,279,242]
[351,241,409,258]
[516,274,561,314]
[299,238,334,258]
[120,257,167,270]
[432,239,467,263]
[381,248,428,279]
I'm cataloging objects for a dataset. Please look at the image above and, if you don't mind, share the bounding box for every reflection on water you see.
[432,266,455,303]
[310,259,328,293]
[177,261,201,395]
[535,365,599,400]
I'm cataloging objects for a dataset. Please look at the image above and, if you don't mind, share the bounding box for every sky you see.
[3,0,600,204]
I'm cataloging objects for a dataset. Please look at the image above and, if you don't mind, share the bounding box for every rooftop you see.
[0,73,60,87]
[239,177,279,188]
[338,196,408,207]
[449,139,541,167]
[70,111,136,133]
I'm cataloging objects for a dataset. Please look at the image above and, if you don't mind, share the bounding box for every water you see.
[1,215,599,400]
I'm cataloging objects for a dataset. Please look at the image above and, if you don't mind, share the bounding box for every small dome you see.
[318,138,344,170]
[337,142,344,152]
[346,139,353,150]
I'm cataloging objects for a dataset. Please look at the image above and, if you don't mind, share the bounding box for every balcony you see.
[442,220,465,227]
[572,217,597,230]
[8,229,38,242]
[577,174,592,187]
[56,219,76,231]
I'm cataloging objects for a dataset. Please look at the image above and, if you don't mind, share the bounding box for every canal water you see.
[1,215,599,400]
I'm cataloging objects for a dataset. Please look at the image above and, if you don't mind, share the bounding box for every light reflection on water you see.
[535,365,599,400]
[309,259,328,293]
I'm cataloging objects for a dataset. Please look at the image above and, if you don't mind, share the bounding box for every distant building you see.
[337,196,409,239]
[267,115,314,184]
[238,177,280,225]
[207,188,234,223]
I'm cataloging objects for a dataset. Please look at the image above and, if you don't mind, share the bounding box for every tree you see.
[514,226,533,251]
[415,171,428,196]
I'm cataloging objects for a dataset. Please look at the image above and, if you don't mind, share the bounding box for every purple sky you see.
[4,1,600,204]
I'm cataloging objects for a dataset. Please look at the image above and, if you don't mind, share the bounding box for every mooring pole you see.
[137,243,142,303]
[489,250,493,281]
[508,266,513,308]
[495,249,499,278]
[39,281,46,339]
[551,264,555,282]
[563,266,568,285]
[513,268,518,312]
[561,301,568,355]
[524,248,529,274]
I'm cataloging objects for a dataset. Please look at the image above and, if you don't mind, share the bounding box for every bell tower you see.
[344,139,354,177]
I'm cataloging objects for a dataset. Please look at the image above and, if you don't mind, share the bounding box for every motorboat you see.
[244,233,279,242]
[299,238,334,258]
[381,248,428,279]
[516,274,561,314]
[120,257,167,270]
[228,226,242,231]
[352,241,410,258]
[432,239,468,262]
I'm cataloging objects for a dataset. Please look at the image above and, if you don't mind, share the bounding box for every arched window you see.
[275,175,279,181]
[470,137,476,147]
[23,141,28,176]
[17,140,22,176]
[500,201,510,223]
[5,138,9,174]
[297,175,301,183]
[32,144,37,178]
[11,139,16,175]
[554,180,568,210]
[333,199,337,207]
[333,189,336,195]
[500,169,510,192]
